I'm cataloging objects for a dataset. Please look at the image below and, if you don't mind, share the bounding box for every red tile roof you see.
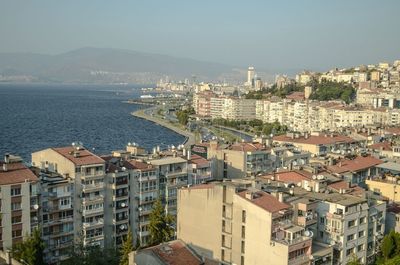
[262,171,310,184]
[189,154,210,167]
[52,147,104,166]
[369,142,392,151]
[385,128,400,135]
[0,162,38,185]
[286,91,305,101]
[227,142,267,152]
[273,134,356,146]
[237,190,290,213]
[125,160,155,171]
[148,240,204,265]
[327,156,383,174]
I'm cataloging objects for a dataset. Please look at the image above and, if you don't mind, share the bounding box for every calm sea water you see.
[0,83,184,162]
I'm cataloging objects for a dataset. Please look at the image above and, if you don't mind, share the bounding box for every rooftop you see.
[150,157,187,166]
[137,240,217,265]
[0,161,38,185]
[273,134,356,146]
[369,141,393,151]
[227,142,268,152]
[261,171,311,184]
[237,189,290,213]
[52,146,104,166]
[327,156,383,174]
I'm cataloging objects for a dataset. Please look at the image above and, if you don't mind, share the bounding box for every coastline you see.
[131,107,195,148]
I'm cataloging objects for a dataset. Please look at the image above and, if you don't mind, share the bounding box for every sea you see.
[0,83,185,162]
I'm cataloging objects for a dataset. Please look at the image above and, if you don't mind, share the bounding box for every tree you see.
[382,232,396,260]
[148,198,175,246]
[347,254,362,265]
[119,228,134,265]
[12,227,45,265]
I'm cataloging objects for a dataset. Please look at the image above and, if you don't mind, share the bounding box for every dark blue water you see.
[0,84,184,162]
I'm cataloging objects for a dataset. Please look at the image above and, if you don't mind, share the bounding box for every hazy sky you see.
[0,0,399,71]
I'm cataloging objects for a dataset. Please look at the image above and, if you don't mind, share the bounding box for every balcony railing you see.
[274,236,311,246]
[82,182,104,191]
[82,195,104,204]
[83,219,104,228]
[83,206,104,215]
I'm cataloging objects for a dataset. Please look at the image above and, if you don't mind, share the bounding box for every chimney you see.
[2,163,7,172]
[73,152,80,158]
[288,162,293,171]
[278,192,284,202]
[245,191,253,200]
[4,153,10,164]
[187,149,191,160]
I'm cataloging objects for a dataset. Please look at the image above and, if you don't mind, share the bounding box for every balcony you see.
[289,254,311,265]
[274,236,311,247]
[82,182,104,192]
[83,219,104,228]
[82,195,104,205]
[83,206,104,215]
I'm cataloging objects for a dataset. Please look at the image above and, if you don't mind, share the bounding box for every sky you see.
[0,0,399,71]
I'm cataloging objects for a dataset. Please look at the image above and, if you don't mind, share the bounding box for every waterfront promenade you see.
[131,107,195,148]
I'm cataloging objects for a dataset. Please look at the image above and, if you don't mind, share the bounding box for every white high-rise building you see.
[247,66,255,86]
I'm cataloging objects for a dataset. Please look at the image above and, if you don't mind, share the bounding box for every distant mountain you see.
[0,47,242,84]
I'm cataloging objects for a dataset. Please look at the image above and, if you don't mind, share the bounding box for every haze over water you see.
[0,84,185,162]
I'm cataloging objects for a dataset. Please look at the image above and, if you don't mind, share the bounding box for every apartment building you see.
[127,160,158,247]
[32,168,74,264]
[149,157,188,217]
[258,170,386,265]
[0,154,39,251]
[32,144,106,248]
[208,141,273,179]
[188,154,213,185]
[326,156,383,186]
[311,193,386,265]
[273,133,357,156]
[178,182,313,265]
[222,98,256,120]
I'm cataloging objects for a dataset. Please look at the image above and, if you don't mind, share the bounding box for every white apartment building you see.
[33,168,74,264]
[222,98,256,120]
[0,154,39,251]
[32,144,106,248]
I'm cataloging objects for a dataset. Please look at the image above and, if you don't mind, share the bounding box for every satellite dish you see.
[120,225,126,230]
[330,240,336,246]
[304,230,311,237]
[121,203,126,207]
[33,204,39,210]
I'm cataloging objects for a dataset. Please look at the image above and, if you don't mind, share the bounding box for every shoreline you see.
[131,107,195,148]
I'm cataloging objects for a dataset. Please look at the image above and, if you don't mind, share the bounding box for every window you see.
[60,198,70,206]
[11,187,21,196]
[346,247,355,256]
[347,234,355,241]
[359,217,366,224]
[12,230,22,238]
[242,210,246,223]
[241,225,245,238]
[358,244,365,251]
[11,202,21,211]
[359,230,365,238]
[241,241,245,253]
[348,220,356,228]
[12,216,21,224]
[241,256,244,265]
[320,217,325,224]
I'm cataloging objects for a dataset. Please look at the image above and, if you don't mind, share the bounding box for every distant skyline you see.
[1,0,399,72]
